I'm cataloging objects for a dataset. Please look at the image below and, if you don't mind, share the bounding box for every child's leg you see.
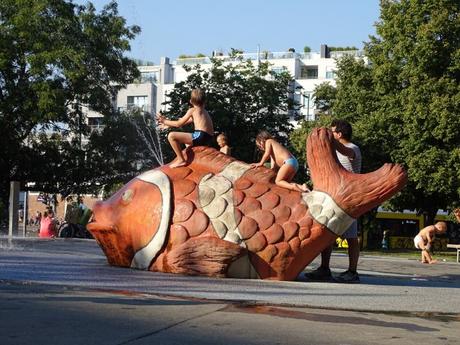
[421,249,432,263]
[275,164,304,192]
[167,132,193,168]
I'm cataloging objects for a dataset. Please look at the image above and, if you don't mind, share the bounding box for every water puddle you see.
[222,304,442,332]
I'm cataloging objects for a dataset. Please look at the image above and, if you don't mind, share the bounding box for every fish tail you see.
[307,128,407,218]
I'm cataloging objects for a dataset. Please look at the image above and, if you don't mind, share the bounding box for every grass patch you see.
[360,249,458,262]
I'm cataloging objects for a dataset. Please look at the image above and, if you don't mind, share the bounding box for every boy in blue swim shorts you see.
[157,88,214,168]
[251,130,309,192]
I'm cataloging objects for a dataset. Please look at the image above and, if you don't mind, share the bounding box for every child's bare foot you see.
[421,260,429,264]
[429,260,438,264]
[293,183,310,193]
[169,160,187,168]
[300,183,310,192]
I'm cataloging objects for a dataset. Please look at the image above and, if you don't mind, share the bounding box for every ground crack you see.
[115,305,226,345]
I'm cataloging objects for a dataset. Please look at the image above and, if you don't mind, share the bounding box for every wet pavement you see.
[1,237,459,345]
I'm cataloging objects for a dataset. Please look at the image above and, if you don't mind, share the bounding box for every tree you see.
[84,110,165,197]
[293,0,460,225]
[0,0,140,213]
[363,0,460,223]
[312,82,337,114]
[162,55,297,164]
[290,56,376,179]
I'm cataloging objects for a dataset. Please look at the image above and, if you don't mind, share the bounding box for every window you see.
[326,71,336,79]
[271,67,286,75]
[127,96,148,111]
[88,117,104,131]
[300,66,318,79]
[140,72,159,83]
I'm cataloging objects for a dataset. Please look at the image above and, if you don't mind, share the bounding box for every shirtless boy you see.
[414,221,447,264]
[156,88,214,168]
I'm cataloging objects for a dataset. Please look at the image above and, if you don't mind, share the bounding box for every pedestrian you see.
[39,210,57,238]
[305,119,362,283]
[156,88,214,168]
[35,211,42,225]
[414,222,447,264]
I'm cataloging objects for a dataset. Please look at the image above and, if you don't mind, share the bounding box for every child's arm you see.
[157,109,194,128]
[253,141,273,167]
[426,228,435,244]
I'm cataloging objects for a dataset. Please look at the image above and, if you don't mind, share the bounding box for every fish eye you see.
[121,189,134,204]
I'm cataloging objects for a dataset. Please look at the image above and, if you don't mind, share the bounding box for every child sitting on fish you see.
[217,133,231,156]
[251,130,309,192]
[413,221,447,264]
[156,88,214,168]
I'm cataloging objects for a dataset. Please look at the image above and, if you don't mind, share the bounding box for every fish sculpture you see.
[87,128,407,280]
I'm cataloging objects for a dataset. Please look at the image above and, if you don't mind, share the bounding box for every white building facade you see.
[101,45,365,124]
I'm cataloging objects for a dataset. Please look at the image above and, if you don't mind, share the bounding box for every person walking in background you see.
[39,210,57,238]
[35,211,42,225]
[156,88,214,168]
[252,130,309,193]
[217,133,231,156]
[414,221,447,264]
[305,119,362,283]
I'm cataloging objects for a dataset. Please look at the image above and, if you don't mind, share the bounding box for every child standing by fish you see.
[414,221,447,264]
[157,88,214,168]
[252,130,309,192]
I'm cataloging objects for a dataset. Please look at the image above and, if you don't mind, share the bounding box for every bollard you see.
[8,181,20,237]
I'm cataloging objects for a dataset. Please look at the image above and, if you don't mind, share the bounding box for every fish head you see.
[88,170,171,268]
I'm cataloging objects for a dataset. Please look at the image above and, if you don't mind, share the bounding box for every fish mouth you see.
[87,221,116,233]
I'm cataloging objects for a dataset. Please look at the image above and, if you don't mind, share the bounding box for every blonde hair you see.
[217,133,228,145]
[190,88,206,107]
[434,221,447,233]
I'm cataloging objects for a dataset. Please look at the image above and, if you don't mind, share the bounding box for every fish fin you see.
[307,128,407,218]
[163,237,244,277]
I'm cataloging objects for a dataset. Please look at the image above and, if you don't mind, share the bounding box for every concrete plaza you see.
[0,237,459,345]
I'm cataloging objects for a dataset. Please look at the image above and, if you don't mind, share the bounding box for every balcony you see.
[330,50,364,59]
[176,51,305,65]
[176,56,212,65]
[118,103,152,113]
[89,124,105,132]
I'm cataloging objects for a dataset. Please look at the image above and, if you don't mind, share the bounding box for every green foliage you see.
[0,0,140,209]
[312,82,337,113]
[363,0,460,218]
[290,116,331,186]
[328,46,359,51]
[303,46,311,53]
[163,58,296,163]
[294,0,460,222]
[178,53,206,59]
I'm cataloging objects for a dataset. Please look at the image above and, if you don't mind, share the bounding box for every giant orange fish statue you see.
[87,128,407,280]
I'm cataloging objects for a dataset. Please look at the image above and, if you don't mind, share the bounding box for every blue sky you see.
[75,0,381,64]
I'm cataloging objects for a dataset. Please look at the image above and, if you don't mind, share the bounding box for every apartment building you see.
[96,44,365,125]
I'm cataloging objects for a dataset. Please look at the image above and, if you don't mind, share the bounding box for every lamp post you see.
[303,93,310,120]
[295,88,313,121]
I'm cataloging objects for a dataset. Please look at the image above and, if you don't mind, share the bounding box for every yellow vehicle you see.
[375,209,457,250]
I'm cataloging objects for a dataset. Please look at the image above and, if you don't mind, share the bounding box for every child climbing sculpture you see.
[157,88,214,168]
[251,130,309,192]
